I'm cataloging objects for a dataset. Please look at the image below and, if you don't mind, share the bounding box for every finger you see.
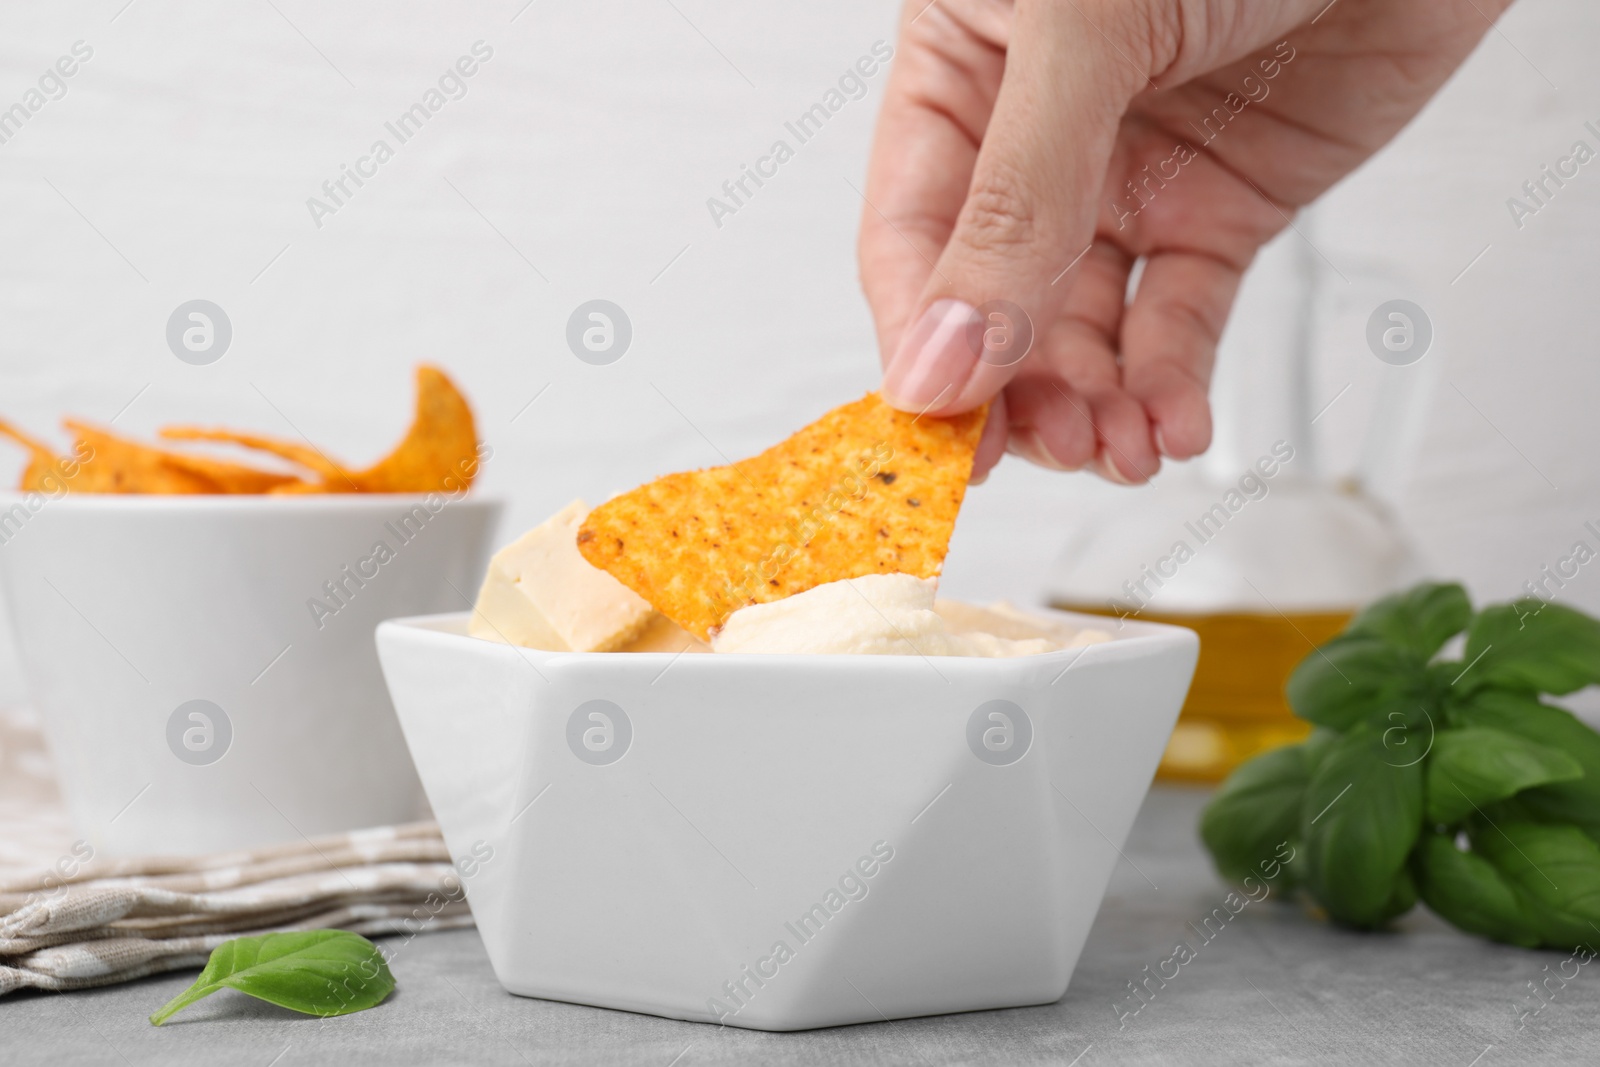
[1086,385,1160,485]
[969,390,1009,483]
[1052,240,1136,351]
[859,10,1005,364]
[1004,377,1096,471]
[880,0,1147,416]
[1000,242,1129,472]
[1030,238,1134,396]
[1119,249,1241,459]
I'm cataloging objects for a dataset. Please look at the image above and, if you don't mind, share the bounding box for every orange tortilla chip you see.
[0,418,73,493]
[159,365,479,494]
[158,426,349,485]
[0,418,55,462]
[577,392,987,640]
[3,364,478,496]
[3,416,306,495]
[60,421,219,494]
[155,450,304,494]
[346,365,479,493]
[18,454,58,492]
[64,421,305,494]
[2,417,208,494]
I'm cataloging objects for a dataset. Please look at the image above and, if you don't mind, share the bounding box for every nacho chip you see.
[577,392,987,639]
[66,421,311,494]
[3,416,308,494]
[159,365,478,494]
[0,422,87,495]
[158,427,351,486]
[346,364,479,493]
[4,364,478,496]
[18,453,59,493]
[0,417,55,462]
[155,450,304,494]
[0,418,72,493]
[61,421,219,494]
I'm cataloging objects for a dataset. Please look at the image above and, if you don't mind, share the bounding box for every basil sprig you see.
[1201,582,1600,949]
[149,930,394,1025]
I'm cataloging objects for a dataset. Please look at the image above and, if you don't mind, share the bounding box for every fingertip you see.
[968,390,1008,483]
[1008,429,1074,472]
[1094,447,1157,486]
[1039,402,1096,471]
[880,299,982,414]
[1147,387,1213,460]
[1085,391,1160,484]
[1003,379,1096,472]
[1090,451,1130,485]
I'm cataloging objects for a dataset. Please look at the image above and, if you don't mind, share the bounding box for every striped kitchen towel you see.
[0,821,473,995]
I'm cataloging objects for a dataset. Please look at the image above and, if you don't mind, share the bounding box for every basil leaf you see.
[1302,727,1340,772]
[1472,819,1600,950]
[1345,582,1471,661]
[1301,727,1423,928]
[1201,742,1310,889]
[1452,689,1600,838]
[149,930,393,1025]
[1377,864,1419,927]
[1286,637,1421,732]
[1461,601,1600,695]
[1413,832,1541,948]
[1425,726,1583,826]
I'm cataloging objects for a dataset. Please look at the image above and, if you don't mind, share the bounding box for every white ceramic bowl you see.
[377,608,1198,1031]
[0,493,501,855]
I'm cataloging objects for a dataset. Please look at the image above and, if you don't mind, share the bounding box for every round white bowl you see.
[0,492,502,855]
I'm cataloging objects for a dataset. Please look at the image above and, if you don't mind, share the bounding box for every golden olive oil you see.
[1052,603,1353,782]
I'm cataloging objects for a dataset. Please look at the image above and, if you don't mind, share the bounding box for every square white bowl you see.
[377,607,1197,1031]
[0,493,501,855]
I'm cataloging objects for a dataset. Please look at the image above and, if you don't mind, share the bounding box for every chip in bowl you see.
[2,364,480,496]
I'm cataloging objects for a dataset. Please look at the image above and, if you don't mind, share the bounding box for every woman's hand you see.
[862,0,1513,482]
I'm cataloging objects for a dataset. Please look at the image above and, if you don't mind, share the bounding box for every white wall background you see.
[0,0,1595,709]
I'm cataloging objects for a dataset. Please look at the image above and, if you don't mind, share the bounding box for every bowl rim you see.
[0,491,506,512]
[377,607,1198,665]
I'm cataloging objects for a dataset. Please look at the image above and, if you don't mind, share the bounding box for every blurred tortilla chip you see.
[158,426,350,487]
[577,392,987,639]
[64,421,305,494]
[347,365,479,493]
[61,421,219,494]
[156,450,304,494]
[160,365,479,494]
[4,364,478,496]
[4,416,304,494]
[0,418,86,493]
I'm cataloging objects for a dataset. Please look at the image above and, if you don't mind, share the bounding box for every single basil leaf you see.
[1201,743,1310,889]
[1376,864,1419,927]
[1461,601,1600,695]
[1413,832,1541,948]
[1472,819,1600,950]
[149,930,394,1025]
[1425,726,1583,826]
[1286,637,1421,731]
[1452,689,1600,837]
[1301,727,1424,928]
[1344,582,1472,661]
[1303,727,1340,772]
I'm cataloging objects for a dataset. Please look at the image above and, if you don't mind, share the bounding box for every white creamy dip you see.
[710,573,1079,657]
